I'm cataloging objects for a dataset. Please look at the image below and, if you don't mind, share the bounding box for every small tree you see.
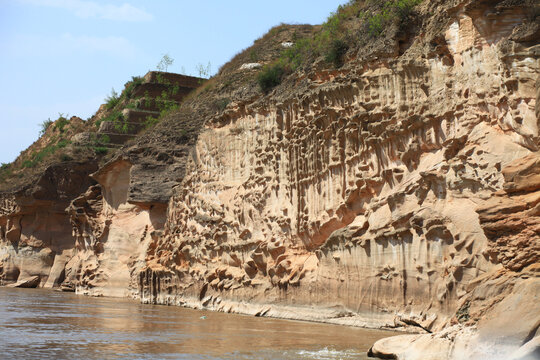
[157,53,174,72]
[196,61,212,78]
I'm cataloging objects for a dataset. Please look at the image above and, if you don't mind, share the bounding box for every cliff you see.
[1,0,539,359]
[0,72,203,295]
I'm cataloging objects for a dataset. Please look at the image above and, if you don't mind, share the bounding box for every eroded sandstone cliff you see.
[0,72,203,296]
[0,162,98,288]
[0,0,538,359]
[138,1,539,358]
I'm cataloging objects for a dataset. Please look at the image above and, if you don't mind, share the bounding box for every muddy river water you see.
[0,287,395,359]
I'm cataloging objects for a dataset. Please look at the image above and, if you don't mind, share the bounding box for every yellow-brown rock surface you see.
[0,1,538,359]
[138,1,539,358]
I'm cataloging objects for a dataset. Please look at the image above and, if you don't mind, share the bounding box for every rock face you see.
[137,0,539,357]
[0,159,170,297]
[63,162,168,297]
[0,0,538,359]
[0,162,99,288]
[0,71,204,297]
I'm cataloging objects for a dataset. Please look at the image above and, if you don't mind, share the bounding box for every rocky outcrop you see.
[477,154,540,272]
[0,0,538,359]
[0,162,98,287]
[60,159,169,297]
[0,71,203,295]
[368,154,540,359]
[137,0,539,358]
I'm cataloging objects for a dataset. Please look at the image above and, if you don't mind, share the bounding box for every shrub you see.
[249,50,258,62]
[365,0,422,37]
[105,88,120,110]
[18,136,73,169]
[61,154,73,162]
[95,118,104,129]
[252,0,422,84]
[366,8,392,36]
[282,38,315,70]
[57,139,70,148]
[140,85,183,130]
[323,9,343,37]
[132,75,144,85]
[124,76,143,99]
[33,144,58,163]
[139,90,152,107]
[99,134,110,144]
[325,38,349,67]
[395,0,422,18]
[100,111,126,133]
[94,147,108,155]
[257,62,288,93]
[154,89,179,113]
[142,91,181,130]
[159,103,178,118]
[155,73,169,85]
[54,115,69,133]
[144,116,159,129]
[0,163,12,181]
[95,109,125,131]
[144,96,152,109]
[125,101,139,110]
[116,122,129,133]
[22,160,35,168]
[253,0,352,87]
[196,62,212,78]
[39,119,53,136]
[213,98,231,112]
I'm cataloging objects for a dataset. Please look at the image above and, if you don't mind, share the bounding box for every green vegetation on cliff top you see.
[1,0,423,191]
[258,0,422,92]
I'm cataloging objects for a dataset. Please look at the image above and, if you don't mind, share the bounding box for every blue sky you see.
[0,0,348,165]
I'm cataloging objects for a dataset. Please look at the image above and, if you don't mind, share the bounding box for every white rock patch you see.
[239,63,262,70]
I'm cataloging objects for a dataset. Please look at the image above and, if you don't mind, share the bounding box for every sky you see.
[0,0,348,165]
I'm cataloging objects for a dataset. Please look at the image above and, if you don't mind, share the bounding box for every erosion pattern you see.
[0,0,538,359]
[0,163,99,289]
[0,71,201,297]
[140,2,539,359]
[0,157,168,297]
[62,160,168,297]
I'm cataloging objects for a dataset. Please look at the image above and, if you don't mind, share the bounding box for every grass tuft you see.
[54,115,69,133]
[105,88,120,110]
[39,119,53,136]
